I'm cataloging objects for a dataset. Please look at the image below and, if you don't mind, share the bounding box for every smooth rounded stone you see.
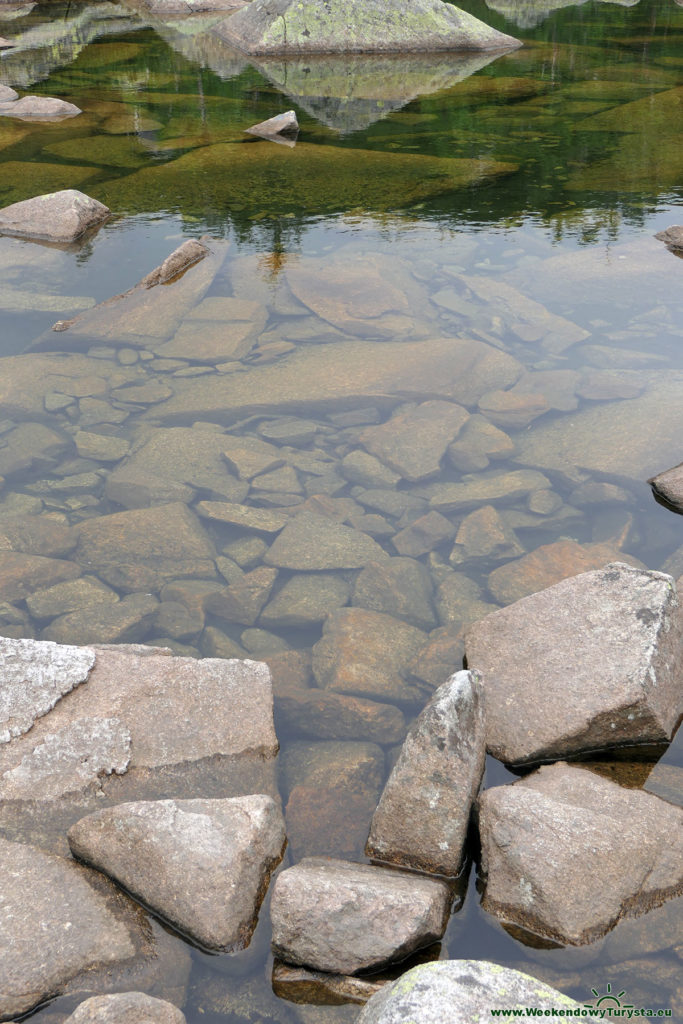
[478,389,550,429]
[355,960,598,1024]
[261,649,313,690]
[352,557,436,631]
[152,601,204,641]
[41,594,159,646]
[264,511,388,570]
[576,369,645,402]
[649,461,683,513]
[0,717,130,801]
[68,795,286,953]
[447,413,515,472]
[63,992,186,1024]
[391,511,455,558]
[112,381,174,406]
[217,0,519,54]
[0,647,278,806]
[0,96,82,120]
[27,576,119,620]
[104,469,197,509]
[75,503,216,592]
[449,505,524,565]
[205,566,278,626]
[0,513,76,557]
[0,837,136,1020]
[467,562,683,766]
[511,369,580,413]
[433,573,498,630]
[274,687,406,745]
[655,224,683,251]
[199,626,247,660]
[74,431,130,462]
[367,670,485,877]
[195,501,289,533]
[486,538,641,605]
[359,401,469,483]
[260,573,352,628]
[427,469,550,513]
[143,336,522,424]
[270,858,451,975]
[0,549,73,604]
[526,488,563,515]
[0,636,94,743]
[340,451,401,489]
[568,481,631,506]
[479,764,683,946]
[240,627,289,655]
[0,189,107,243]
[312,607,429,704]
[0,86,18,102]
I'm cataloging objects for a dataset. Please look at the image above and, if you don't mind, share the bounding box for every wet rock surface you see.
[68,795,286,952]
[479,763,683,945]
[466,562,683,765]
[270,858,451,974]
[62,992,186,1024]
[649,461,683,513]
[366,670,485,877]
[0,190,108,242]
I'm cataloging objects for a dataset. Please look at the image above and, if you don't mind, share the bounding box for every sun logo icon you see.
[584,983,634,1014]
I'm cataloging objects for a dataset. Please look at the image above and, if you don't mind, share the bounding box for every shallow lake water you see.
[0,0,682,1020]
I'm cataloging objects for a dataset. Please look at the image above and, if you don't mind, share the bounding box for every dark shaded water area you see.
[0,0,682,1020]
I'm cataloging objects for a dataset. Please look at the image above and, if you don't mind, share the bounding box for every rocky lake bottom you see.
[0,0,682,1021]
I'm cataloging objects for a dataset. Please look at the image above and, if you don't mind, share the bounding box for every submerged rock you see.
[68,795,286,952]
[466,562,683,765]
[649,461,683,513]
[355,960,599,1024]
[63,992,186,1024]
[216,0,519,55]
[264,511,387,570]
[366,670,485,877]
[655,225,683,252]
[0,189,108,243]
[270,858,451,974]
[479,763,683,946]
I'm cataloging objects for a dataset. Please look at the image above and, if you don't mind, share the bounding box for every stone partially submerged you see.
[465,562,683,765]
[649,461,683,513]
[215,0,520,55]
[479,763,683,946]
[0,189,110,244]
[68,795,286,952]
[366,670,485,877]
[63,992,186,1024]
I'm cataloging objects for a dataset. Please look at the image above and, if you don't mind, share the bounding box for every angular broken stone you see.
[0,717,130,801]
[360,401,469,482]
[466,563,683,765]
[655,225,683,251]
[0,637,95,743]
[356,960,599,1024]
[352,557,437,630]
[270,858,451,974]
[260,572,352,627]
[205,566,278,626]
[68,795,286,952]
[449,505,524,564]
[40,593,160,646]
[264,511,388,570]
[246,109,299,140]
[0,189,108,243]
[0,549,81,603]
[649,461,683,513]
[274,687,406,745]
[216,0,519,55]
[479,763,683,946]
[63,992,186,1024]
[0,96,82,120]
[366,670,485,877]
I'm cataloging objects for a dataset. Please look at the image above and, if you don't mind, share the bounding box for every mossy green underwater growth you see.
[97,141,519,218]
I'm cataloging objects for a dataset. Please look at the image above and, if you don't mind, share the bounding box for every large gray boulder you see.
[270,857,450,974]
[63,992,186,1024]
[465,562,683,765]
[215,0,519,55]
[366,670,485,877]
[356,960,600,1024]
[68,795,286,952]
[0,189,109,243]
[479,763,683,946]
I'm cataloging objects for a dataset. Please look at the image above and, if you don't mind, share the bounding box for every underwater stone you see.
[466,562,683,765]
[63,992,186,1024]
[0,189,108,242]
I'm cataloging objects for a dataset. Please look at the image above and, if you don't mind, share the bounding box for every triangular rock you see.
[215,0,519,56]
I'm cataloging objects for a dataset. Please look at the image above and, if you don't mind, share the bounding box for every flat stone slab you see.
[0,838,136,1020]
[465,562,683,765]
[0,189,108,243]
[68,795,286,952]
[366,670,485,877]
[649,461,683,513]
[0,637,95,743]
[63,993,186,1024]
[356,960,600,1024]
[216,0,519,55]
[479,764,683,945]
[359,400,469,482]
[264,510,388,570]
[270,857,451,974]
